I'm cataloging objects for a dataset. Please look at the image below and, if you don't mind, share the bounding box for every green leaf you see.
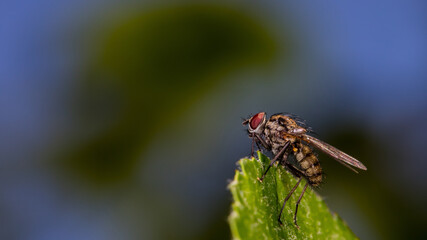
[228,151,358,240]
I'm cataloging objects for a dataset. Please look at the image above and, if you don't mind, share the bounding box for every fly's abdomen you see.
[295,145,323,187]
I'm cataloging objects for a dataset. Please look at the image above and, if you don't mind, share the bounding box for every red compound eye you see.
[250,112,265,129]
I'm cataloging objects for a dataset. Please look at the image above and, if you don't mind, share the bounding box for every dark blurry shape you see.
[63,4,285,186]
[194,200,231,240]
[322,125,427,239]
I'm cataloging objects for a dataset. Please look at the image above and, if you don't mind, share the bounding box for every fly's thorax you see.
[264,115,306,149]
[264,120,296,155]
[264,120,297,143]
[269,114,307,135]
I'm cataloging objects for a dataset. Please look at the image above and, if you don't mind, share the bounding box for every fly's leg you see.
[294,182,309,228]
[255,134,271,151]
[255,140,262,153]
[278,177,302,225]
[250,133,266,157]
[250,136,255,157]
[257,141,290,182]
[251,133,270,157]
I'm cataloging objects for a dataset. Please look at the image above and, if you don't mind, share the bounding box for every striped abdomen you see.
[295,144,323,187]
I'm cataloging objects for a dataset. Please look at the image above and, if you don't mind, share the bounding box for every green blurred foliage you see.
[229,152,357,239]
[63,4,283,186]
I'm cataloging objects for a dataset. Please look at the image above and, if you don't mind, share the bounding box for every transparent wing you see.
[301,135,367,171]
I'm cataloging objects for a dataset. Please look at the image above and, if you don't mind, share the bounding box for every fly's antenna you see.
[242,112,255,126]
[242,117,249,126]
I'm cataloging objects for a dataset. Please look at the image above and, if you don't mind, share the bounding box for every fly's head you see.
[243,112,267,136]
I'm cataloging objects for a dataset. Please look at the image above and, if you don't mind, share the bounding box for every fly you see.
[242,112,367,227]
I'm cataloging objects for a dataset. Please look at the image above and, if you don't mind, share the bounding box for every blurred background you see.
[1,1,427,239]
